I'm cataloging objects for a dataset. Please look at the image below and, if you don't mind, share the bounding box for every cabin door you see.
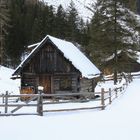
[39,75,51,94]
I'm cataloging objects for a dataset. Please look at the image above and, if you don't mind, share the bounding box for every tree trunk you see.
[114,0,118,85]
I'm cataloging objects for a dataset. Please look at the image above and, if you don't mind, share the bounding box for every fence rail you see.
[0,76,132,116]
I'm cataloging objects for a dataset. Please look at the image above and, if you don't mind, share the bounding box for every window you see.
[60,77,72,91]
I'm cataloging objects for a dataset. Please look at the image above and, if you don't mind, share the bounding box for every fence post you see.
[120,87,122,92]
[5,91,8,113]
[123,84,125,90]
[115,88,118,98]
[109,88,112,104]
[126,81,128,87]
[2,94,4,103]
[37,91,43,116]
[130,74,133,82]
[101,88,105,110]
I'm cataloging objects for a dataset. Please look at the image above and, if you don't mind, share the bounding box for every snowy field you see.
[0,66,140,140]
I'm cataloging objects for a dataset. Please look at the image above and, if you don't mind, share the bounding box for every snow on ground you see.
[0,66,140,140]
[0,66,20,94]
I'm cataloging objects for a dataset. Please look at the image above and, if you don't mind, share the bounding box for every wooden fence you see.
[102,72,133,82]
[0,78,131,116]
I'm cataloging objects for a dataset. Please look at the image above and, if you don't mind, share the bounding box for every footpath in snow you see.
[0,78,140,140]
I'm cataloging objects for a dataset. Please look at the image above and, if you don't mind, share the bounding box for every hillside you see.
[0,66,20,94]
[43,0,140,45]
[43,0,96,20]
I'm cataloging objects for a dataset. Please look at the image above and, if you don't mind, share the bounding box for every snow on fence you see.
[131,72,140,79]
[0,75,132,116]
[102,72,133,82]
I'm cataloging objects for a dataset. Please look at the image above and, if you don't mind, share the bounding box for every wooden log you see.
[0,94,39,98]
[43,106,103,113]
[115,88,118,98]
[0,91,104,98]
[120,87,122,92]
[37,92,43,116]
[11,95,38,113]
[109,88,112,104]
[0,113,38,116]
[2,94,4,103]
[122,85,124,91]
[0,104,37,107]
[101,88,105,110]
[41,92,100,97]
[5,91,8,113]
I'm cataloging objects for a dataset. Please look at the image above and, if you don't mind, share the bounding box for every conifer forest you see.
[0,0,140,77]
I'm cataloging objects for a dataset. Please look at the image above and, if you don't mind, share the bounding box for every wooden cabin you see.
[102,51,140,75]
[12,35,101,95]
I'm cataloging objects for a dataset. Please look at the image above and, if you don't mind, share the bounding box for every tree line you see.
[0,0,140,84]
[88,0,140,83]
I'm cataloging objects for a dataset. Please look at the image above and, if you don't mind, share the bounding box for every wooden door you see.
[39,75,51,94]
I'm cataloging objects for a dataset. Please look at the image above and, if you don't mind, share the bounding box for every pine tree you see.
[77,18,90,48]
[31,3,56,42]
[88,0,140,84]
[31,1,46,42]
[5,0,57,67]
[54,5,67,39]
[66,1,80,42]
[0,0,10,65]
[5,0,27,67]
[24,1,38,44]
[44,5,55,35]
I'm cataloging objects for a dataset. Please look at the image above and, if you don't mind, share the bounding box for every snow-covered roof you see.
[27,42,40,49]
[13,35,101,79]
